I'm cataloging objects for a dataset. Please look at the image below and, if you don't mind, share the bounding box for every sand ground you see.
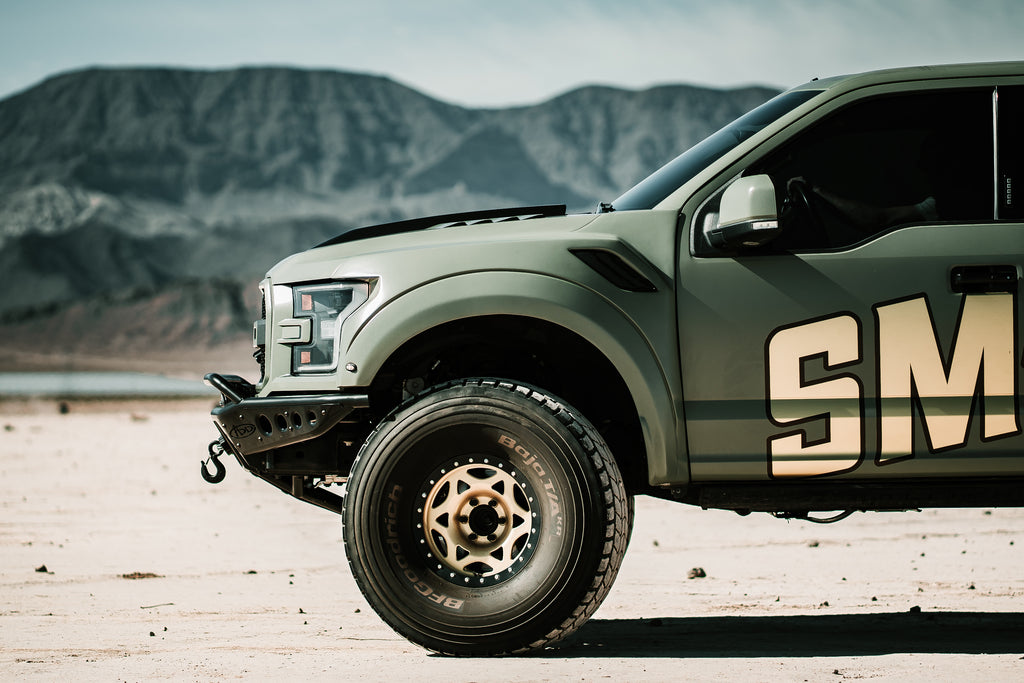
[1,400,1022,681]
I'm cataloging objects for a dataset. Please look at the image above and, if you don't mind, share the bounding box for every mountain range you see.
[0,66,777,374]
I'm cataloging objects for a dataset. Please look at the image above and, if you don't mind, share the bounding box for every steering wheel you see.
[786,178,819,227]
[778,177,839,249]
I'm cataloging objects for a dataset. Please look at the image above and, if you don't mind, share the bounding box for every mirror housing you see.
[706,174,780,249]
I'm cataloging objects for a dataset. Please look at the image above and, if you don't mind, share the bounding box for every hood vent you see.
[317,205,566,247]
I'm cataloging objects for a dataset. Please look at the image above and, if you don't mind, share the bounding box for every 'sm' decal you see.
[766,293,1020,478]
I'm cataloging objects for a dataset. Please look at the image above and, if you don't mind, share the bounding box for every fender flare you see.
[341,270,686,485]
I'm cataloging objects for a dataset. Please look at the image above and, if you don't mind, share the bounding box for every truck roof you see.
[790,60,1024,93]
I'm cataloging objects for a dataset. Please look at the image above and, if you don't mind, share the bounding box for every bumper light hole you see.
[257,415,273,437]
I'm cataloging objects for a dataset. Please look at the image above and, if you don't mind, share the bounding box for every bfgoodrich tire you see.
[342,378,632,656]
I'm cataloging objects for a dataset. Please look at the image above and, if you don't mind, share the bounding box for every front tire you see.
[343,378,632,655]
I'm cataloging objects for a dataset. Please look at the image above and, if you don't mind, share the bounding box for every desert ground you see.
[1,398,1022,681]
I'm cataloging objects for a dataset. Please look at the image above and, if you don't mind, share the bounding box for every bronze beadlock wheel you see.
[418,460,540,587]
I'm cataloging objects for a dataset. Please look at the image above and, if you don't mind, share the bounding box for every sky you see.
[1,0,1022,107]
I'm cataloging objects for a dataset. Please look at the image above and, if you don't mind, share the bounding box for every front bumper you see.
[205,373,369,459]
[205,373,370,515]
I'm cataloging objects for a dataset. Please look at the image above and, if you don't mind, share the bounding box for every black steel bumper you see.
[204,373,370,515]
[205,373,369,458]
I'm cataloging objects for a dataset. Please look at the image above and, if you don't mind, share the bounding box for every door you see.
[677,85,1023,481]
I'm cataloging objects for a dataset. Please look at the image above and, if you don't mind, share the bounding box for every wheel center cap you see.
[468,504,500,536]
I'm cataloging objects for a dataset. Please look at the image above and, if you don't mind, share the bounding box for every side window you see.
[998,86,1023,220]
[761,89,994,250]
[697,89,996,254]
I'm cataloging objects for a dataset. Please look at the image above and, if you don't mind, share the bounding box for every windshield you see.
[610,90,820,211]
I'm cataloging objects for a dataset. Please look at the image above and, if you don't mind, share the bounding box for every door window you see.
[701,89,996,253]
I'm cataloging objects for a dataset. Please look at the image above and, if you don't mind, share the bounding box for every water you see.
[0,372,217,398]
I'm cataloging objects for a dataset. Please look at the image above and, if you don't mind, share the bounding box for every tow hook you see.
[202,439,228,484]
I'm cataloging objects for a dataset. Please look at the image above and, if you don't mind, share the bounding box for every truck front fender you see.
[342,270,686,485]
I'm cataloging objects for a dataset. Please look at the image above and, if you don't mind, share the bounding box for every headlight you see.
[289,282,369,374]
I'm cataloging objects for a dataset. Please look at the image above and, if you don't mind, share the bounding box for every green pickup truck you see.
[204,62,1023,656]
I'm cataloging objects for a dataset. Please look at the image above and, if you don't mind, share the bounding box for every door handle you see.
[950,265,1018,294]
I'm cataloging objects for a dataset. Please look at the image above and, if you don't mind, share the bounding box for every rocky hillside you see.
[0,67,777,372]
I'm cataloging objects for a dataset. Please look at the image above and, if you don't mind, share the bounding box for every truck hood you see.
[267,205,600,284]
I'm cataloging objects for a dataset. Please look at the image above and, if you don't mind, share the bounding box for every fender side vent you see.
[570,248,657,293]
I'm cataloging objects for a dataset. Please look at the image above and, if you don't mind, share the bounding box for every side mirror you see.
[705,174,780,249]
